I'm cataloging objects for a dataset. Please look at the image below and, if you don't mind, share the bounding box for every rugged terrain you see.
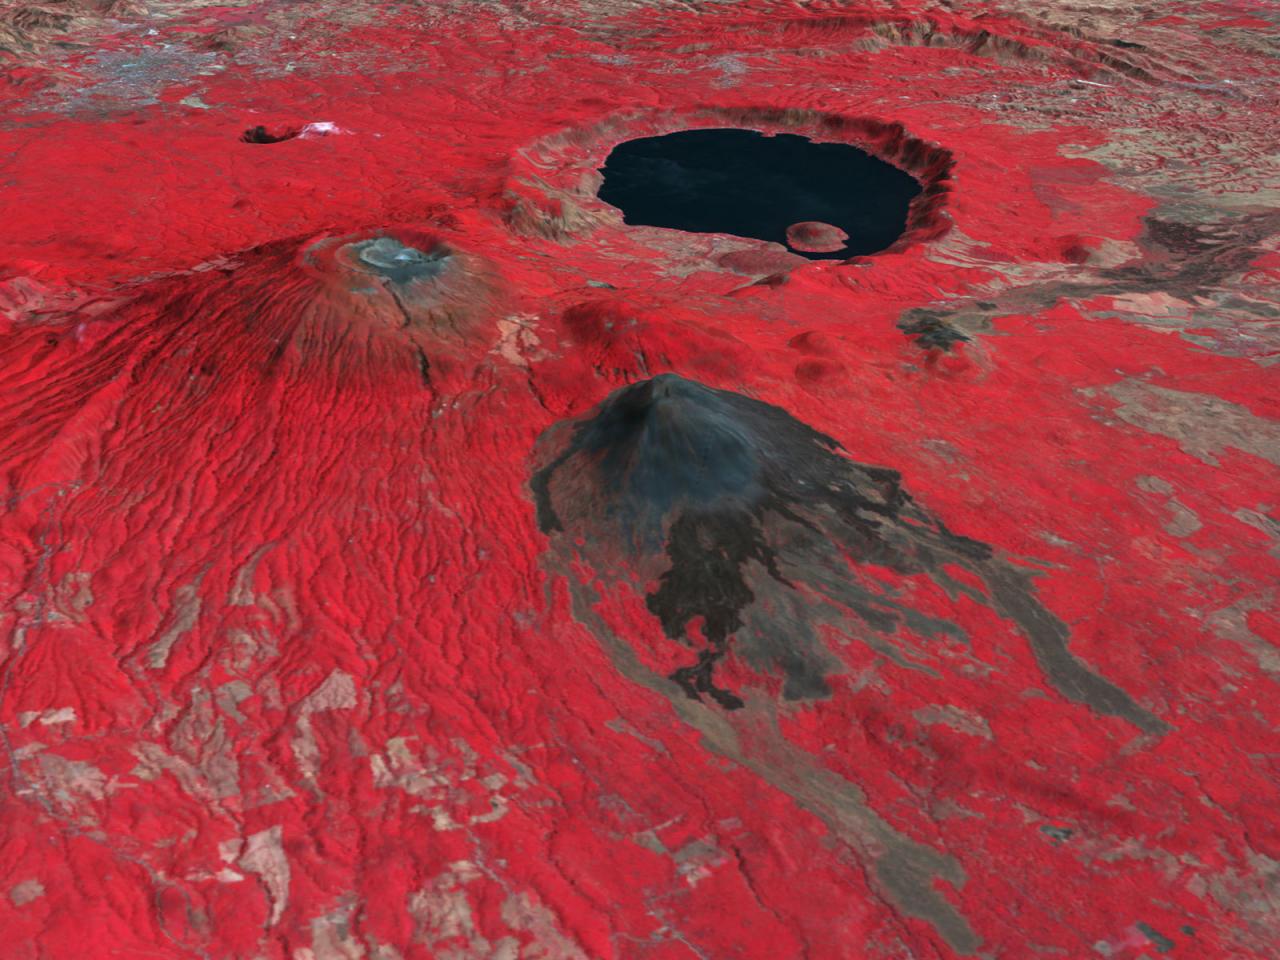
[1,2,1278,958]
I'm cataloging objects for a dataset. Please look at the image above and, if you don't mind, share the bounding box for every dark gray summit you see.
[531,374,1166,733]
[534,375,770,536]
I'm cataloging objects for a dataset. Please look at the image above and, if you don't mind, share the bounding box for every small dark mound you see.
[241,125,300,144]
[898,310,972,350]
[534,376,768,535]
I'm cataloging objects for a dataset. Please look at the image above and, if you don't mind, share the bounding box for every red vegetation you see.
[1,2,1278,959]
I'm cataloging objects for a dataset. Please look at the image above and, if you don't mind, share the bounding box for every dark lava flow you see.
[532,375,1167,733]
[596,128,923,259]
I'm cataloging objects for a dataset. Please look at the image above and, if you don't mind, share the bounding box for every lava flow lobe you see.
[533,374,1166,733]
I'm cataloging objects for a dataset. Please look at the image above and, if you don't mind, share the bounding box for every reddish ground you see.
[1,2,1278,958]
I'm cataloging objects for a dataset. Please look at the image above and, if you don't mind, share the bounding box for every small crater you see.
[345,237,451,285]
[240,125,300,144]
[1136,922,1175,954]
[788,331,840,355]
[1040,825,1074,844]
[795,358,845,387]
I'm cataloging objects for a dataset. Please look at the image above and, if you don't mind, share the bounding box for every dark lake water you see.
[597,128,922,260]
